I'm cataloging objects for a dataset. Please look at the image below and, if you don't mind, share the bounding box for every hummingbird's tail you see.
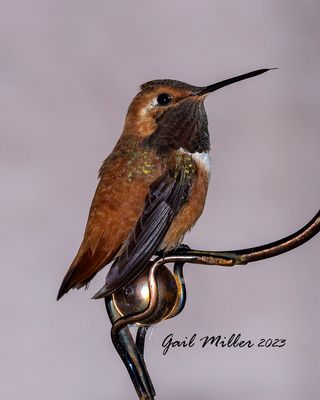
[57,248,109,300]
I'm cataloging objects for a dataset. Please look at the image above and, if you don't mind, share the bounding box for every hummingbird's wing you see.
[57,151,194,301]
[93,168,192,299]
[57,152,161,301]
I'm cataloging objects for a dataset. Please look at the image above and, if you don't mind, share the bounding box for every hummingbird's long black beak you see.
[198,68,276,96]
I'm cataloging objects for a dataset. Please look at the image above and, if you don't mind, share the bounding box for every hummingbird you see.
[57,68,272,301]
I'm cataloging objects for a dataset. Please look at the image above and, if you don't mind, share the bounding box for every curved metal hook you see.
[175,209,320,265]
[108,209,320,399]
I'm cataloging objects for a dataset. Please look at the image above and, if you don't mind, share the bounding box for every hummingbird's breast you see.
[160,149,211,250]
[140,98,211,251]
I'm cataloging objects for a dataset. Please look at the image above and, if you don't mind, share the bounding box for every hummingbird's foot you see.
[156,243,191,258]
[175,243,191,252]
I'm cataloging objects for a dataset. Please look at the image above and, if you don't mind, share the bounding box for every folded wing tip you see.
[92,285,109,299]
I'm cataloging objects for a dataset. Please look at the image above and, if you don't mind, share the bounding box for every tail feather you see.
[56,248,108,300]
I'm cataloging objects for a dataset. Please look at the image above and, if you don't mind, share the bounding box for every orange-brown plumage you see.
[58,69,270,300]
[57,138,209,298]
[58,138,165,295]
[161,155,210,250]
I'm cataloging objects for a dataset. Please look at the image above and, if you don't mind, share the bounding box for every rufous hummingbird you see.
[57,68,272,301]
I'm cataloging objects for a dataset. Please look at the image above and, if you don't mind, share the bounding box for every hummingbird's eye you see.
[157,93,172,106]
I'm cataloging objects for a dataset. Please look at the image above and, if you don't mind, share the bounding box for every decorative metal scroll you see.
[105,209,320,400]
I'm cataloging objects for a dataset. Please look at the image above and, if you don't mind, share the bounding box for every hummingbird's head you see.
[123,69,273,154]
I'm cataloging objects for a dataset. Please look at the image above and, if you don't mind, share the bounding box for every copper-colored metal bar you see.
[109,209,320,399]
[112,209,320,335]
[168,261,187,319]
[105,296,155,400]
[135,327,155,398]
[136,327,148,358]
[175,209,320,265]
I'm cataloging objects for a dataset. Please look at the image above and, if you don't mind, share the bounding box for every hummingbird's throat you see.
[145,99,210,155]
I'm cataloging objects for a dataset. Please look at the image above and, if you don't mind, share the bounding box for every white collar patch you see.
[178,148,211,174]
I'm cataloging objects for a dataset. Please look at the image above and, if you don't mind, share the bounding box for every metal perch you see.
[105,209,320,399]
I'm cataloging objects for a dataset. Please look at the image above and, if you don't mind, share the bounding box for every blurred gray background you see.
[1,1,320,399]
